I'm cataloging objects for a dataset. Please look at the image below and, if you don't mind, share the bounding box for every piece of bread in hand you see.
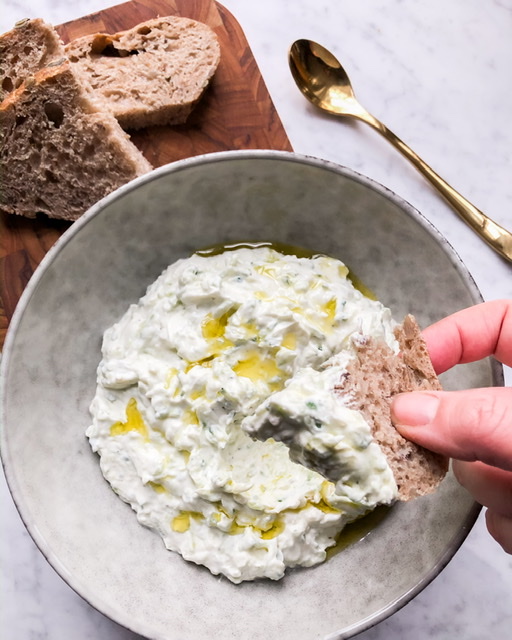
[338,314,448,500]
[0,18,65,101]
[0,60,152,221]
[65,16,221,129]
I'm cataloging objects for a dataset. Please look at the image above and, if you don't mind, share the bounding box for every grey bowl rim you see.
[0,149,500,640]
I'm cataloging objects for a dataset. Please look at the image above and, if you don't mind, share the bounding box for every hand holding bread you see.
[392,300,512,553]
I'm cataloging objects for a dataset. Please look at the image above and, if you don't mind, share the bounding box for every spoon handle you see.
[362,113,512,262]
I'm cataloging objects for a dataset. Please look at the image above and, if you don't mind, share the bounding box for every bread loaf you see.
[65,16,221,129]
[0,18,65,101]
[0,60,152,220]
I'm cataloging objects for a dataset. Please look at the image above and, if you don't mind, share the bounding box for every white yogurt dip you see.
[87,246,399,583]
[243,356,398,508]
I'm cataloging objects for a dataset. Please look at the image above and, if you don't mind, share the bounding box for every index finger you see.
[422,299,512,374]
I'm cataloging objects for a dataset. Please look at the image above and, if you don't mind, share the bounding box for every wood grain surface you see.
[0,0,292,347]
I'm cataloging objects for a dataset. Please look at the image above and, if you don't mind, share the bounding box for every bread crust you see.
[0,18,65,100]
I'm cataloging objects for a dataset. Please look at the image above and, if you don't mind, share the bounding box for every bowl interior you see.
[1,152,495,640]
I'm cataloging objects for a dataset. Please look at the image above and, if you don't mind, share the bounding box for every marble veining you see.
[1,1,511,639]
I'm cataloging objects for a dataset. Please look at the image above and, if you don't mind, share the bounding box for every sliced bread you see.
[0,60,152,220]
[0,18,65,101]
[65,16,221,129]
[339,314,448,500]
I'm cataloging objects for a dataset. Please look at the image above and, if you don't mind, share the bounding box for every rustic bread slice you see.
[339,314,448,500]
[0,18,65,101]
[0,60,152,220]
[65,16,221,129]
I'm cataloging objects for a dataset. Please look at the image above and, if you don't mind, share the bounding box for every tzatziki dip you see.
[87,246,399,583]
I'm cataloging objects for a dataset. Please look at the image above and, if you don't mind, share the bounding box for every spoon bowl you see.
[289,39,512,262]
[289,39,364,118]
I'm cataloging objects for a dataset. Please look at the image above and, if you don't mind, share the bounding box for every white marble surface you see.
[1,0,511,638]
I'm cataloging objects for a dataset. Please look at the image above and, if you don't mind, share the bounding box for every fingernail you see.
[391,392,440,427]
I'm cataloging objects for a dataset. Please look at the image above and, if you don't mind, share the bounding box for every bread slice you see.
[338,314,448,500]
[65,16,221,129]
[0,60,152,220]
[0,18,65,101]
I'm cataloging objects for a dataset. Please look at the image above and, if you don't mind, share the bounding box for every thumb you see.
[391,388,512,471]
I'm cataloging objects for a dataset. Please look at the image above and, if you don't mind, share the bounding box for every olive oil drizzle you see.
[195,241,377,299]
[327,505,392,557]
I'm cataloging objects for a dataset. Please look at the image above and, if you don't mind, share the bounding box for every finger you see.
[421,299,512,373]
[486,509,512,554]
[453,460,512,517]
[391,388,512,471]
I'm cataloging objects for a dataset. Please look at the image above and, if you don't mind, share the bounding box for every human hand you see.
[391,299,512,553]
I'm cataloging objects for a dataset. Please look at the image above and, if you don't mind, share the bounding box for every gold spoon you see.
[289,39,512,263]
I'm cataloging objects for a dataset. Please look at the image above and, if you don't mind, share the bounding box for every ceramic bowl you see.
[0,150,502,640]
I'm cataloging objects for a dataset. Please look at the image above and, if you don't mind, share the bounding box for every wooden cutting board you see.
[0,0,292,348]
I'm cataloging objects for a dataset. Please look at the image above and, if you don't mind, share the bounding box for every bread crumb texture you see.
[65,17,221,129]
[0,18,65,100]
[0,61,151,220]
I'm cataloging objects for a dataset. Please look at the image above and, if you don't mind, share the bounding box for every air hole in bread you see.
[45,169,59,183]
[43,101,64,128]
[100,44,139,58]
[15,114,27,127]
[29,151,41,169]
[2,76,14,93]
[23,45,32,55]
[137,26,152,35]
[83,143,96,158]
